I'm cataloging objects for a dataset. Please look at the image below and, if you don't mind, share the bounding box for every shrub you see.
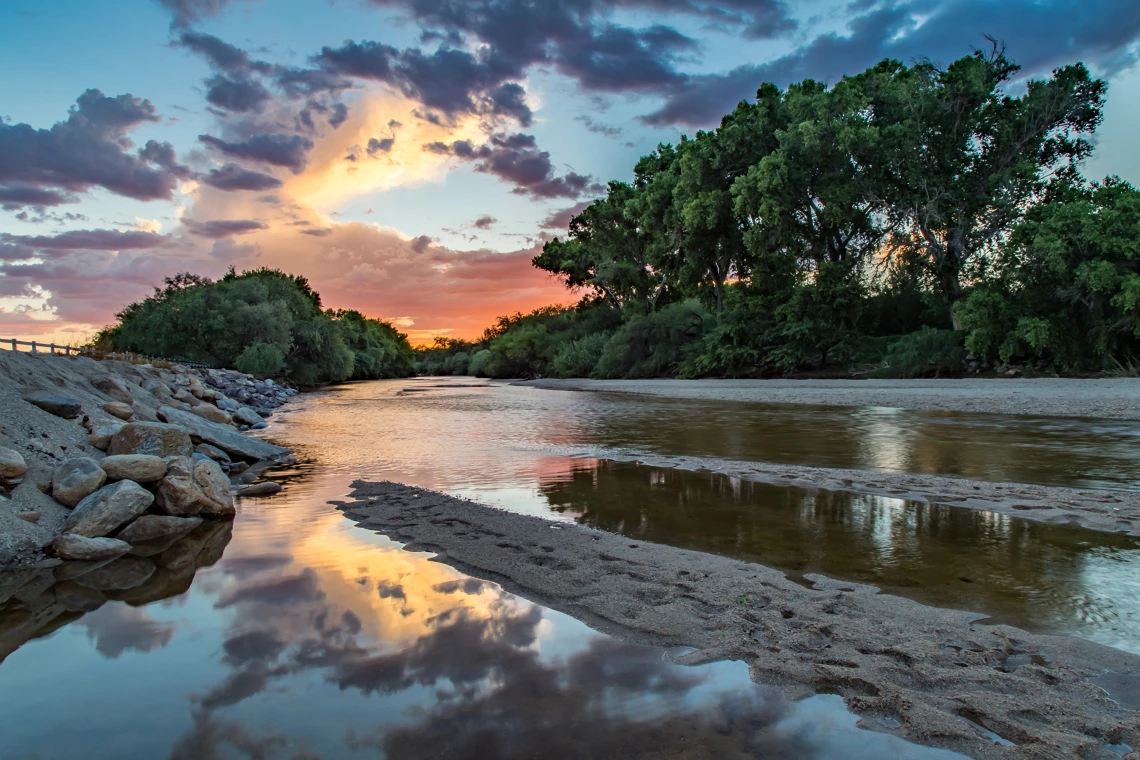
[234,341,285,378]
[550,332,611,378]
[879,327,965,377]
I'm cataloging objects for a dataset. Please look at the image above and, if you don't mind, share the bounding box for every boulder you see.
[187,376,206,398]
[52,534,132,561]
[0,447,28,479]
[91,376,134,405]
[89,423,124,451]
[215,397,238,413]
[117,514,203,545]
[172,388,200,407]
[108,422,193,458]
[232,406,264,426]
[24,392,82,419]
[51,458,107,508]
[155,456,234,518]
[100,454,167,483]
[141,379,172,399]
[53,580,108,611]
[195,443,231,463]
[157,406,287,461]
[65,480,154,537]
[191,404,230,425]
[236,481,282,497]
[102,401,134,420]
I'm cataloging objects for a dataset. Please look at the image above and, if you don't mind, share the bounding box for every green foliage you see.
[550,332,611,378]
[879,328,966,378]
[592,301,714,379]
[235,342,285,378]
[103,268,413,386]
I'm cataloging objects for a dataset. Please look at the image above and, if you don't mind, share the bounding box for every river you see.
[4,377,1139,758]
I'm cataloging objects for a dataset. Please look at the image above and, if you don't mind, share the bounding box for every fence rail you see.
[0,338,213,369]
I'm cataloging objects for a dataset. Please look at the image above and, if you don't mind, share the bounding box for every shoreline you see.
[336,480,1140,760]
[518,377,1140,420]
[549,447,1140,538]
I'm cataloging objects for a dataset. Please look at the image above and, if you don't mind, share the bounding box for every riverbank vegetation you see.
[97,268,415,385]
[420,46,1140,379]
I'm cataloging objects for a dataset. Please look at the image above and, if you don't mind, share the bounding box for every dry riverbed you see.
[521,377,1140,420]
[338,481,1140,760]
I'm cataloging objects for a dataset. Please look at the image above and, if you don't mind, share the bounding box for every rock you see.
[228,461,249,475]
[117,514,203,545]
[187,376,206,398]
[191,404,230,425]
[91,376,134,405]
[157,406,288,461]
[251,421,268,430]
[215,397,238,413]
[99,454,167,483]
[73,557,156,591]
[51,458,108,507]
[24,392,83,419]
[155,456,235,518]
[89,423,125,451]
[15,511,40,523]
[108,422,193,458]
[232,406,264,426]
[141,379,172,399]
[102,401,134,420]
[237,470,258,484]
[52,534,132,561]
[65,480,154,537]
[236,481,282,497]
[0,447,28,479]
[195,443,231,464]
[172,388,200,406]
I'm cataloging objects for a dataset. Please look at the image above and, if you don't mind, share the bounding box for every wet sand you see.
[520,378,1140,420]
[561,448,1140,538]
[337,481,1140,760]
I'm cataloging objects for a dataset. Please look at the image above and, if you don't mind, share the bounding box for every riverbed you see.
[3,377,1140,758]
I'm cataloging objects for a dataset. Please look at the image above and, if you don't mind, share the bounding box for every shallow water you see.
[0,379,979,759]
[3,376,1137,757]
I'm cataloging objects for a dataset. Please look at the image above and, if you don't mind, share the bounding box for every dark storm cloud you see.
[643,0,1140,126]
[200,163,283,191]
[472,216,497,230]
[204,74,272,112]
[0,184,73,210]
[426,133,602,199]
[176,30,271,74]
[329,102,350,128]
[1,229,171,250]
[199,133,315,173]
[367,137,395,155]
[138,140,193,178]
[184,218,270,238]
[0,89,183,202]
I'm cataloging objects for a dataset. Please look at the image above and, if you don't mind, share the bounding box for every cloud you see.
[473,215,497,229]
[0,89,184,202]
[201,163,284,191]
[540,201,591,229]
[576,115,622,137]
[79,604,177,659]
[642,0,1140,126]
[0,184,73,210]
[176,30,270,74]
[199,133,315,173]
[2,229,171,251]
[367,137,395,155]
[204,74,271,113]
[154,0,262,28]
[184,218,270,238]
[426,133,602,199]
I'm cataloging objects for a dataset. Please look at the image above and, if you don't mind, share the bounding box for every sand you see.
[520,378,1140,420]
[337,481,1140,760]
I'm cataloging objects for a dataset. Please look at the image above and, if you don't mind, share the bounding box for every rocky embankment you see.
[0,350,295,570]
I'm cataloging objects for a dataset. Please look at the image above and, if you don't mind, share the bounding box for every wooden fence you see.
[0,338,213,369]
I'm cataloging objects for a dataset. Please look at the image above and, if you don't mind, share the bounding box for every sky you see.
[1,0,1139,345]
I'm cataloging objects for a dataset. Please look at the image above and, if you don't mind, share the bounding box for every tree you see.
[858,45,1106,313]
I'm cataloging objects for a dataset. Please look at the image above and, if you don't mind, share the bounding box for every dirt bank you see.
[337,481,1140,760]
[520,378,1140,420]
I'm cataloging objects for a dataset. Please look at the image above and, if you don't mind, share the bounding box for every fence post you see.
[49,342,55,355]
[30,341,36,354]
[9,339,14,351]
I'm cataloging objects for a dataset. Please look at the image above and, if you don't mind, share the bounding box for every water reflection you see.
[0,471,962,759]
[535,460,1140,652]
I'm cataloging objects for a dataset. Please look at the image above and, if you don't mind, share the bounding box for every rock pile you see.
[0,351,296,569]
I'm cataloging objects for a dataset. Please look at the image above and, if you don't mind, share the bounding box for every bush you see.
[550,332,611,378]
[879,327,965,377]
[234,342,285,378]
[592,301,713,379]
